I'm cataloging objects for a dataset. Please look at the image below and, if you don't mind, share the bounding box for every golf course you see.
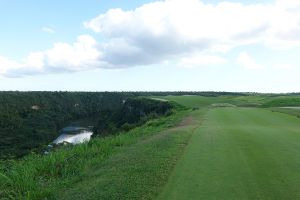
[56,95,300,199]
[3,0,300,199]
[2,94,300,199]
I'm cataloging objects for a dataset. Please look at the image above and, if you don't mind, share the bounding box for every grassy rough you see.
[262,96,300,107]
[0,108,192,200]
[270,107,300,118]
[55,110,203,200]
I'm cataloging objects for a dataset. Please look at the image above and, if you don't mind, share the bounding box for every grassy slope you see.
[55,110,204,200]
[262,96,300,107]
[0,107,205,200]
[158,107,300,200]
[270,107,300,118]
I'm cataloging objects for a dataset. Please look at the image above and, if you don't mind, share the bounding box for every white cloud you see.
[1,35,101,77]
[42,27,56,34]
[275,63,294,70]
[237,51,263,70]
[179,54,227,68]
[2,0,300,77]
[83,0,300,68]
[45,35,101,71]
[85,0,270,56]
[0,56,22,74]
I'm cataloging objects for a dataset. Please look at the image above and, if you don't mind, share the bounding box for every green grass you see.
[154,95,235,108]
[262,96,300,107]
[55,110,204,200]
[3,95,300,200]
[158,107,300,200]
[0,108,197,200]
[156,95,300,109]
[270,107,300,118]
[153,95,269,108]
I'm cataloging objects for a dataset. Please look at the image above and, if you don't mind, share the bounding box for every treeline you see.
[136,91,300,97]
[135,91,249,97]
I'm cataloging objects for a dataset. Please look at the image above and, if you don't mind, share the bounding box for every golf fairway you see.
[158,108,300,200]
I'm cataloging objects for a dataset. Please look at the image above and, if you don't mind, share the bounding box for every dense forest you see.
[0,92,132,158]
[0,92,175,159]
[93,97,173,135]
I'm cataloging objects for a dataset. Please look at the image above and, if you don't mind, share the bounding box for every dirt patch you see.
[177,116,195,127]
[138,115,198,146]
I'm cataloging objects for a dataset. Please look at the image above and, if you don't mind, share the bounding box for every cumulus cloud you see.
[1,35,101,77]
[237,51,263,70]
[84,0,269,67]
[2,0,300,76]
[0,56,22,74]
[84,0,300,67]
[179,53,227,68]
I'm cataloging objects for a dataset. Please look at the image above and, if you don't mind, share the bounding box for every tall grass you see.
[0,109,188,200]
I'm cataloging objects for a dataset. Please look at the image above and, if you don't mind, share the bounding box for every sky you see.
[0,0,300,92]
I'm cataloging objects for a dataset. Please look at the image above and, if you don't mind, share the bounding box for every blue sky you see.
[0,0,153,58]
[0,0,300,92]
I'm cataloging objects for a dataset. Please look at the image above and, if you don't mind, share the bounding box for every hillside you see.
[0,92,172,159]
[0,104,189,199]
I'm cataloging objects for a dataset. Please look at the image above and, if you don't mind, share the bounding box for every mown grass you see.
[153,95,269,108]
[156,95,300,109]
[158,107,300,200]
[0,107,191,200]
